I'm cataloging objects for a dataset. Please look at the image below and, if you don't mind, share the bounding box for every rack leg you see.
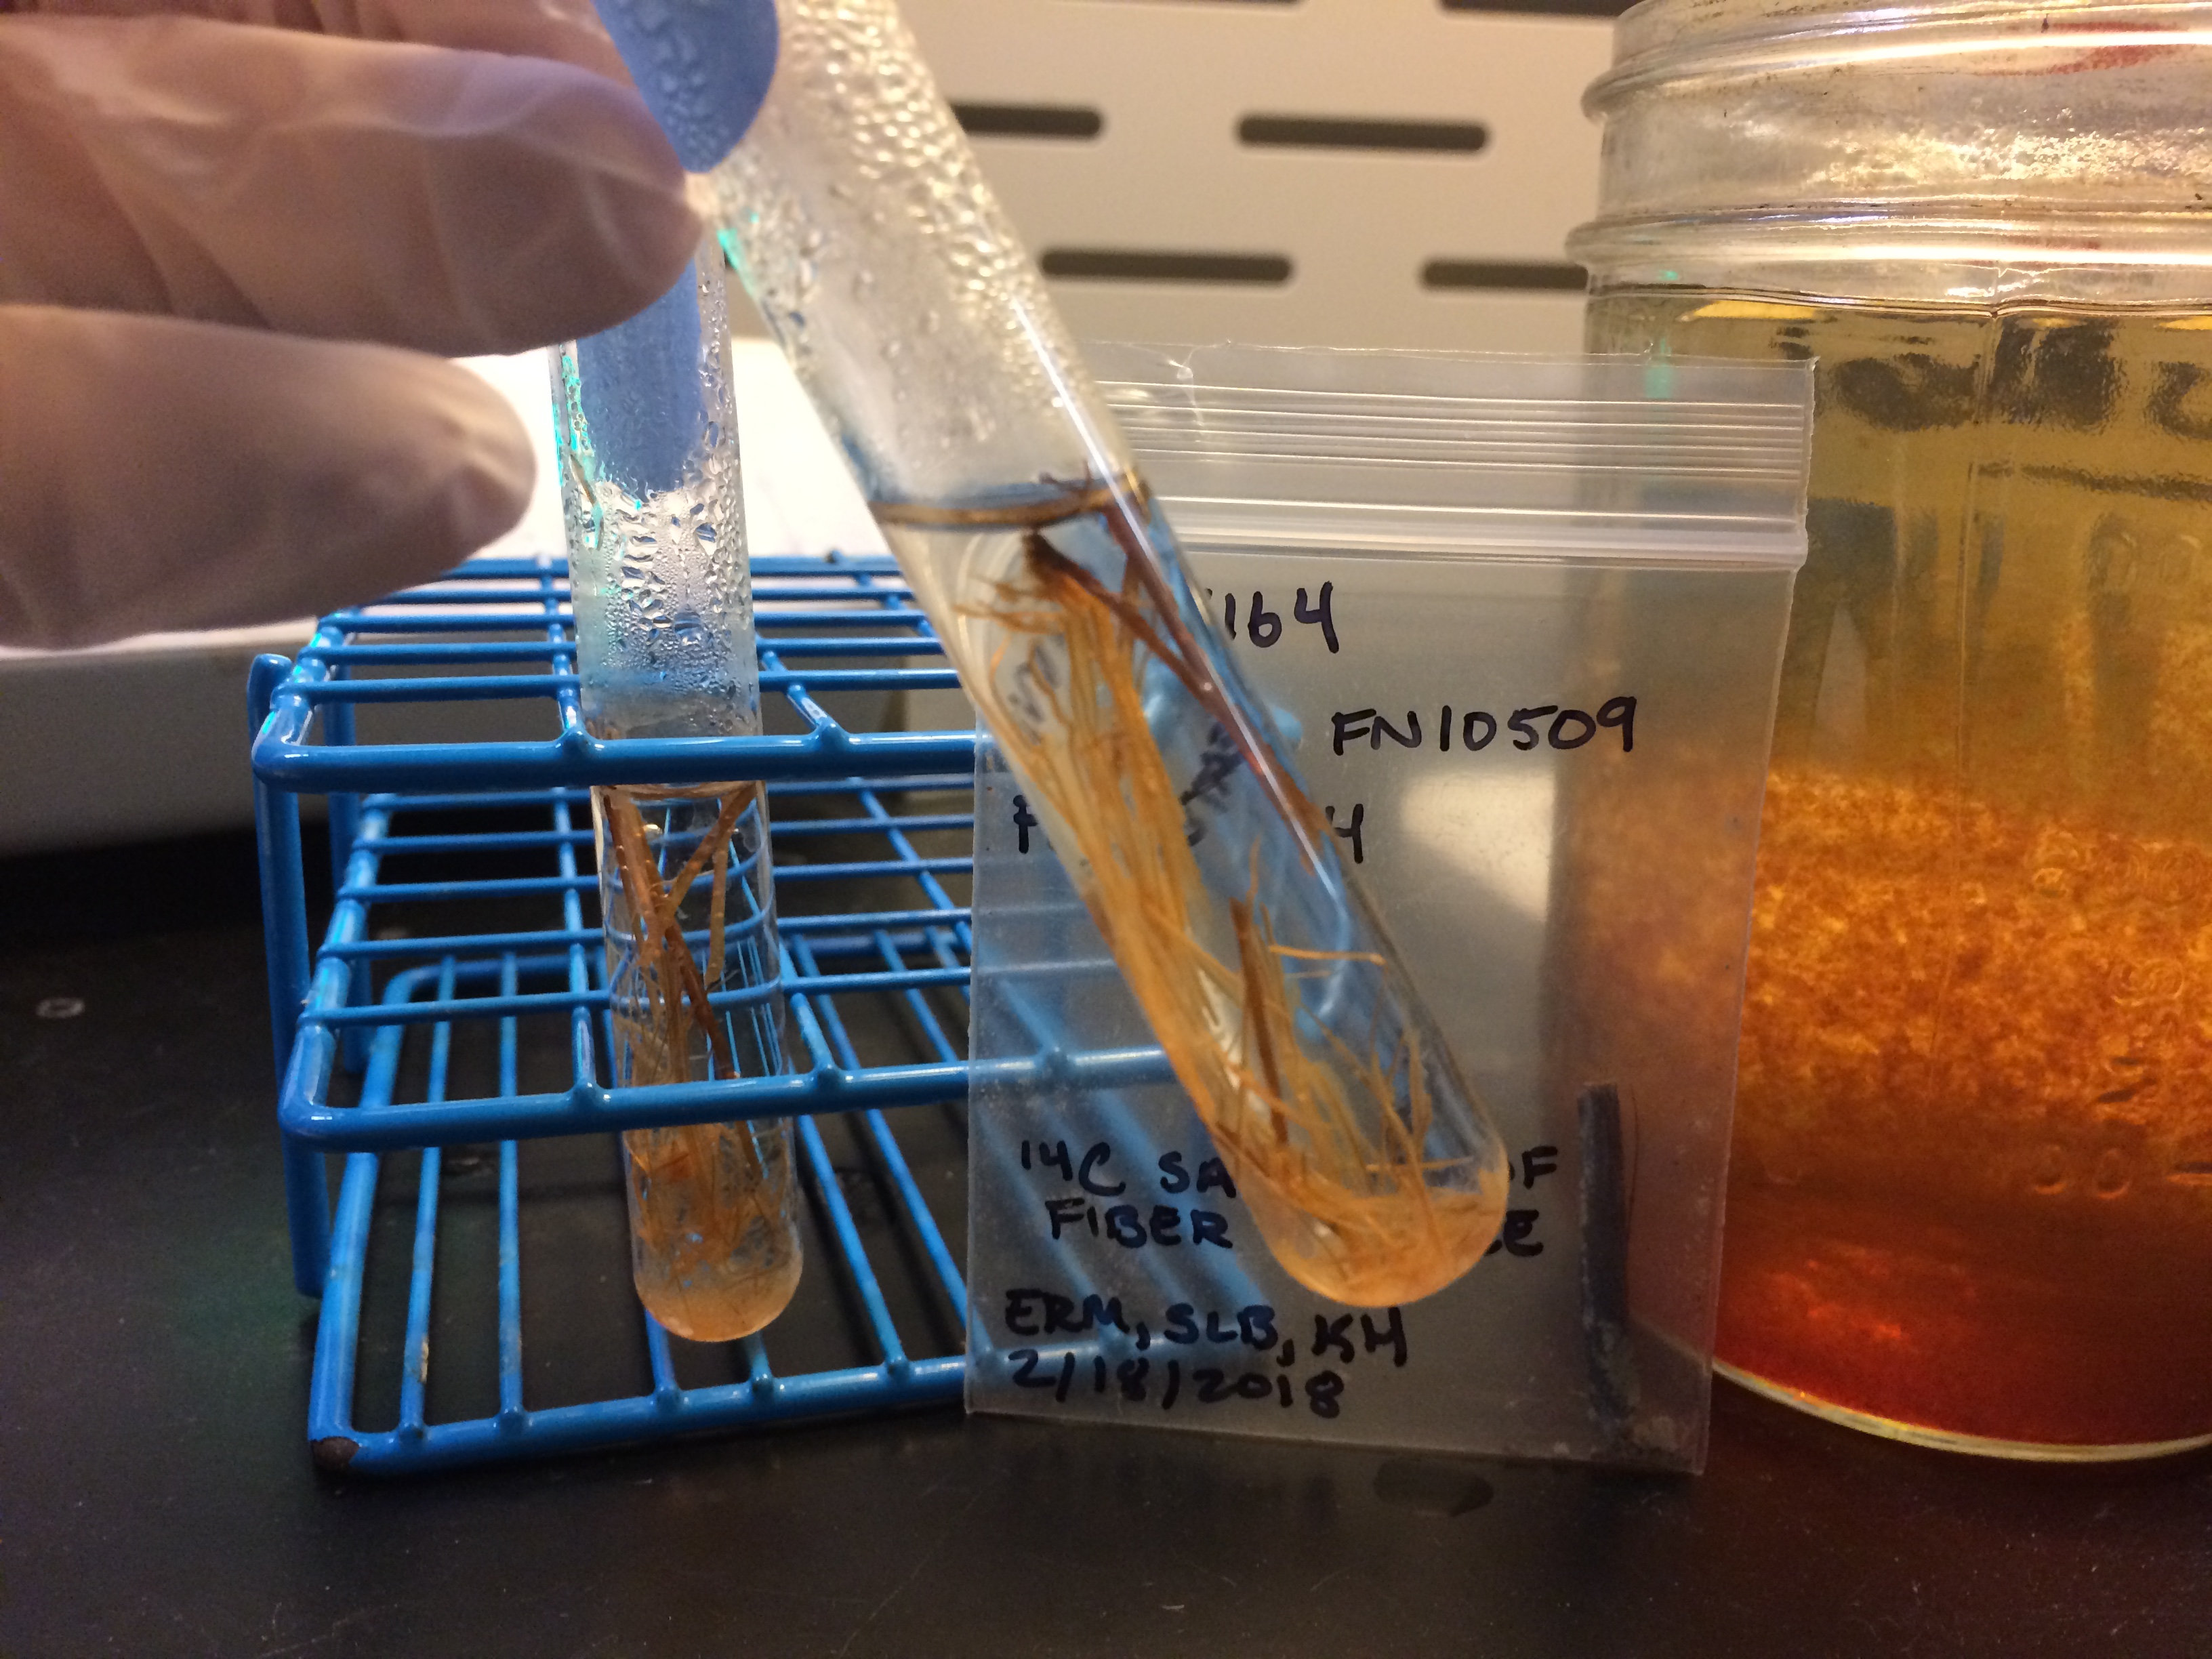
[251,655,330,1294]
[323,691,370,1076]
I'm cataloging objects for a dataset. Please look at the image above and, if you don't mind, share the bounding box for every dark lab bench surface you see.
[4,832,2207,1659]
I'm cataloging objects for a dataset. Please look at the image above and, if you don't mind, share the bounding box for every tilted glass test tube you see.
[552,245,803,1341]
[598,0,1511,1305]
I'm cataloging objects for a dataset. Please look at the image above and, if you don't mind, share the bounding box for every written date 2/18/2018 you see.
[1002,1302,1410,1418]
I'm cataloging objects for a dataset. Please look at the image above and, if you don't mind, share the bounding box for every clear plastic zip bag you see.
[966,346,1811,1469]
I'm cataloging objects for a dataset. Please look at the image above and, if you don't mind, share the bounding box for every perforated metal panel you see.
[895,0,1612,352]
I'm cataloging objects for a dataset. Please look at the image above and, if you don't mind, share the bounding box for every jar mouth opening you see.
[1594,0,2212,110]
[1569,209,2212,305]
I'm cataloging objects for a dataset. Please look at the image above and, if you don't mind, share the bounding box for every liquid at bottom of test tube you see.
[623,1115,802,1343]
[595,781,804,1344]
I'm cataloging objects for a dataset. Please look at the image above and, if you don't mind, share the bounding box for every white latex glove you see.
[0,1,703,647]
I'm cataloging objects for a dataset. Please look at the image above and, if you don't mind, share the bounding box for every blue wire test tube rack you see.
[251,552,979,1474]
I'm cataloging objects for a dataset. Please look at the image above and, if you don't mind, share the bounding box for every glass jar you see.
[1573,0,2212,1458]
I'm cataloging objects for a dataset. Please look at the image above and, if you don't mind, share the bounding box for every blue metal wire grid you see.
[251,553,981,1473]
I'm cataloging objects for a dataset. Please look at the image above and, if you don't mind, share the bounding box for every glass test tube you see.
[598,0,1511,1305]
[553,246,803,1341]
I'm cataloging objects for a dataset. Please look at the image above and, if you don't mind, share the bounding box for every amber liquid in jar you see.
[1590,292,2212,1455]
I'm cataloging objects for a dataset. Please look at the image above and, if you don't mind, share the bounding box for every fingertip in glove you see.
[0,306,534,647]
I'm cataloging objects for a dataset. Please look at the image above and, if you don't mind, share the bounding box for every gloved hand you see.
[0,1,705,647]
